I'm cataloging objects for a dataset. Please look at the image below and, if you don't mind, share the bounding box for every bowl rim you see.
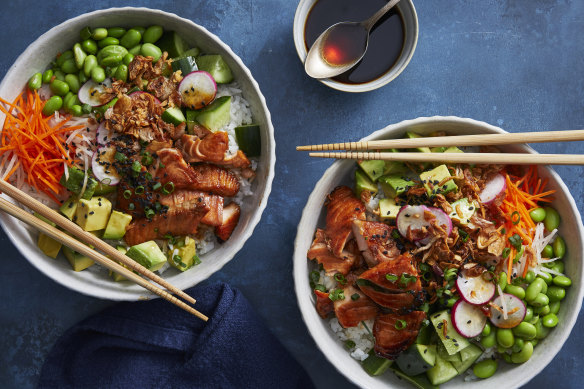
[292,0,419,93]
[0,7,276,301]
[293,116,584,388]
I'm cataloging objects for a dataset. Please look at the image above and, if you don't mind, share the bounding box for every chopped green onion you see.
[328,289,345,301]
[419,263,430,273]
[511,211,521,225]
[345,340,356,349]
[141,152,153,166]
[135,185,145,194]
[144,208,155,219]
[100,177,112,185]
[508,234,523,250]
[123,189,132,199]
[154,202,162,211]
[501,228,506,235]
[114,152,127,162]
[310,270,320,284]
[152,182,162,191]
[391,230,401,240]
[162,181,175,194]
[395,319,407,330]
[351,293,360,301]
[314,284,326,293]
[422,272,432,281]
[399,273,417,286]
[131,160,141,172]
[386,273,398,282]
[334,273,347,285]
[514,246,525,263]
[502,247,511,259]
[173,254,182,264]
[192,255,201,266]
[459,229,469,242]
[128,203,135,210]
[164,233,175,243]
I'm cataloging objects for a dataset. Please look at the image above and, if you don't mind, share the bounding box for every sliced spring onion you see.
[395,319,407,330]
[123,189,132,199]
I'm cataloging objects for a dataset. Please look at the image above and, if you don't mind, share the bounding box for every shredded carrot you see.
[0,90,84,203]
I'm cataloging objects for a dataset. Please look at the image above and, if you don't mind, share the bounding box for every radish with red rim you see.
[96,122,119,146]
[479,174,506,204]
[178,70,217,110]
[78,79,113,107]
[456,272,496,305]
[396,205,452,242]
[452,299,487,338]
[489,293,526,329]
[91,146,121,186]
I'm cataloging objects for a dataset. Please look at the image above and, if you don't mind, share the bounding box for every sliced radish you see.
[489,293,526,328]
[456,272,496,305]
[479,174,506,204]
[397,205,452,241]
[96,122,119,145]
[178,71,217,110]
[452,300,487,338]
[91,146,121,186]
[78,79,113,107]
[129,91,161,104]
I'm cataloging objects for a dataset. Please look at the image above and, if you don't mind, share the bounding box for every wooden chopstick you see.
[309,151,584,165]
[0,179,197,306]
[0,197,208,321]
[297,129,584,151]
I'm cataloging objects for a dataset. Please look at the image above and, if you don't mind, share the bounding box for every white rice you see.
[329,318,375,361]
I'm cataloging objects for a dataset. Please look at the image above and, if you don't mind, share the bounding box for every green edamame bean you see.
[531,293,549,307]
[98,37,120,48]
[134,26,146,36]
[105,66,117,78]
[97,45,128,65]
[552,261,565,274]
[61,58,78,74]
[547,286,566,302]
[50,79,69,96]
[538,272,553,285]
[525,271,536,284]
[473,360,498,379]
[542,244,554,258]
[28,72,42,90]
[512,338,525,353]
[107,27,126,38]
[497,328,515,348]
[91,66,106,83]
[42,95,63,116]
[78,70,87,84]
[70,104,83,117]
[128,44,142,56]
[481,323,491,337]
[63,92,74,109]
[529,339,538,347]
[498,272,508,290]
[544,207,560,232]
[123,53,134,65]
[80,26,92,40]
[524,307,534,322]
[42,69,53,84]
[496,345,507,354]
[81,39,98,55]
[512,321,537,340]
[542,313,558,328]
[140,43,162,61]
[53,70,65,82]
[73,43,86,69]
[56,50,73,67]
[120,29,142,48]
[92,27,108,41]
[528,314,539,325]
[101,55,123,67]
[114,64,128,82]
[553,275,571,287]
[81,103,92,114]
[549,301,561,315]
[64,74,80,93]
[535,320,551,339]
[84,55,98,77]
[505,284,526,300]
[480,331,497,348]
[553,236,566,259]
[525,278,544,302]
[529,207,546,223]
[540,280,548,294]
[142,25,163,43]
[511,341,533,364]
[535,304,550,316]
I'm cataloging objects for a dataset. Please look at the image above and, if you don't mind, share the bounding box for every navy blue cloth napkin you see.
[38,282,314,389]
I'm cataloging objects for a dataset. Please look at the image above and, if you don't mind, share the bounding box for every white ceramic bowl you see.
[293,0,418,93]
[0,8,275,301]
[293,116,584,388]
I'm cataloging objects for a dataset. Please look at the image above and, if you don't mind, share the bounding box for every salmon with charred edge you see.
[307,229,356,275]
[179,133,251,168]
[155,148,240,197]
[352,220,401,267]
[325,186,366,257]
[215,202,241,241]
[158,189,223,227]
[314,289,334,319]
[373,311,426,359]
[334,285,379,328]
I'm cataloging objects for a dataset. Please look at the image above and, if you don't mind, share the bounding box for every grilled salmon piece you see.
[215,202,241,241]
[179,133,229,163]
[373,311,426,359]
[124,203,210,246]
[325,186,366,257]
[155,148,240,197]
[359,253,421,293]
[307,229,356,276]
[352,220,401,267]
[157,190,224,227]
[314,289,334,319]
[334,285,378,328]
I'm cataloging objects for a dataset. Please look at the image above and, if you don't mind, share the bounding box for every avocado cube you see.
[379,175,415,198]
[448,198,477,225]
[167,237,199,271]
[62,245,95,272]
[59,166,98,200]
[358,160,385,182]
[383,160,408,175]
[420,164,458,197]
[103,210,132,240]
[108,246,130,282]
[75,197,112,232]
[355,169,378,198]
[59,196,79,220]
[38,233,62,259]
[195,96,231,132]
[406,131,431,153]
[378,198,401,220]
[444,146,463,153]
[430,146,447,153]
[126,241,167,271]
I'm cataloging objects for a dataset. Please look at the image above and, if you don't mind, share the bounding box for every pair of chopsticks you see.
[297,129,584,165]
[0,179,208,321]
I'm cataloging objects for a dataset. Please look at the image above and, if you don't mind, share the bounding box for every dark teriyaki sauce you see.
[304,0,405,85]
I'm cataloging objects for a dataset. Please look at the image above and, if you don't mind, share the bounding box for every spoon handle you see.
[362,0,401,31]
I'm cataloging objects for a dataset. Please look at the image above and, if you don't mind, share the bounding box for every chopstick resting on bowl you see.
[296,129,584,151]
[0,180,208,321]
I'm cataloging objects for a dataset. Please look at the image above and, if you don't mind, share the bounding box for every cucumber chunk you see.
[390,365,438,389]
[195,55,234,84]
[396,344,436,376]
[450,343,483,374]
[195,96,231,132]
[171,56,198,76]
[157,31,187,58]
[430,310,470,355]
[235,124,261,157]
[60,166,98,200]
[161,106,186,125]
[426,354,459,386]
[362,350,392,376]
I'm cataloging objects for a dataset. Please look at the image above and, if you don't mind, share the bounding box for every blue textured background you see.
[0,1,583,388]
